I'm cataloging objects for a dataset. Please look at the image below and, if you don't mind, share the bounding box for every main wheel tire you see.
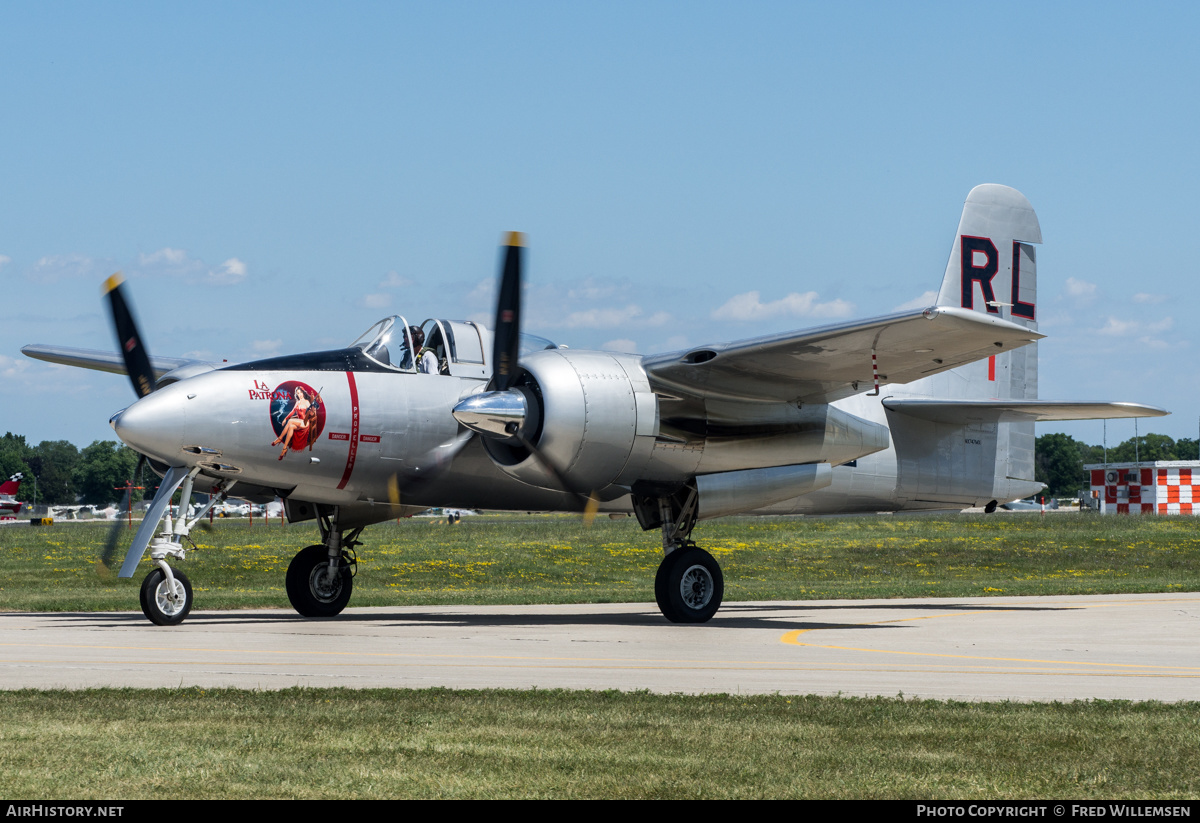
[139,567,193,626]
[654,546,723,624]
[286,544,353,617]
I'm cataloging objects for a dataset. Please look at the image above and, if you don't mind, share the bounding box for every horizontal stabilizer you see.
[883,399,1169,424]
[21,344,204,380]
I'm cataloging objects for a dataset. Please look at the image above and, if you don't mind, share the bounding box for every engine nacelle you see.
[480,349,659,497]
[696,462,833,519]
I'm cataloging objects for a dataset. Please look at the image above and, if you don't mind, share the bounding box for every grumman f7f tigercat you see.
[22,185,1167,626]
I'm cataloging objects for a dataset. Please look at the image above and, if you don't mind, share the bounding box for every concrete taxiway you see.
[2,593,1198,700]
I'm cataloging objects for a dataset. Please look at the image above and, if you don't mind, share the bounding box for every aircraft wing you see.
[641,306,1043,405]
[21,344,209,380]
[883,399,1169,423]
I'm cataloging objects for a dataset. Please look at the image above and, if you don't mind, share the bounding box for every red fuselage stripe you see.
[337,371,360,490]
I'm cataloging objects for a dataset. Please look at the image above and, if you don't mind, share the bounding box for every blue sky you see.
[2,1,1198,449]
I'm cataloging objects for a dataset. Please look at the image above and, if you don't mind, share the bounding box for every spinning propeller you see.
[98,274,190,575]
[104,274,157,399]
[453,234,600,521]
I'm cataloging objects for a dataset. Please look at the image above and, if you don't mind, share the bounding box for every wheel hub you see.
[154,580,186,617]
[309,563,343,602]
[679,564,713,610]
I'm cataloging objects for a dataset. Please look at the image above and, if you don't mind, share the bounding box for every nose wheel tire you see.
[286,544,353,617]
[654,546,723,623]
[139,567,193,626]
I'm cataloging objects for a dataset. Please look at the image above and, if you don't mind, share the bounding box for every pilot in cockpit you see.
[418,326,449,375]
[398,325,425,370]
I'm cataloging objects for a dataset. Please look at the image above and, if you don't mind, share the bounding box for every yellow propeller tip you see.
[504,231,525,247]
[583,493,600,526]
[102,272,124,294]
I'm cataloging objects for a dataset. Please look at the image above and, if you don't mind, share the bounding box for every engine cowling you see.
[477,349,659,497]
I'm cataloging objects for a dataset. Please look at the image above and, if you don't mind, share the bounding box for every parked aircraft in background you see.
[22,185,1166,625]
[0,473,27,521]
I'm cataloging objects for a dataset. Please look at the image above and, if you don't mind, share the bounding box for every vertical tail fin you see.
[893,186,1045,503]
[931,184,1042,403]
[0,473,23,497]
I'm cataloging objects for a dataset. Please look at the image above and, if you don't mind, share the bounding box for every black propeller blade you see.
[103,273,156,399]
[513,431,601,523]
[456,232,600,524]
[491,232,523,391]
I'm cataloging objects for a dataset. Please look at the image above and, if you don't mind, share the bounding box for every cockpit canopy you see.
[350,316,556,378]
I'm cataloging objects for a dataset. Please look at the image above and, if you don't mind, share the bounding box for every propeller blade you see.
[98,454,146,573]
[491,232,523,391]
[118,464,189,578]
[103,273,156,398]
[514,431,598,518]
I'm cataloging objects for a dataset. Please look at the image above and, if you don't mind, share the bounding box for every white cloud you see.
[1133,292,1167,304]
[567,279,621,301]
[135,248,247,286]
[0,354,29,378]
[251,339,282,355]
[893,290,938,312]
[1064,277,1097,301]
[139,248,189,267]
[209,258,247,285]
[0,255,11,270]
[1098,317,1138,336]
[711,290,853,321]
[361,293,392,309]
[1096,316,1175,348]
[379,271,411,289]
[30,253,107,283]
[601,338,639,353]
[554,304,670,329]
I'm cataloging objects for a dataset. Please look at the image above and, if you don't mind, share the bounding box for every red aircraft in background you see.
[0,473,27,521]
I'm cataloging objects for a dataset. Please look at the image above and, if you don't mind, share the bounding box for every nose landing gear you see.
[140,565,193,626]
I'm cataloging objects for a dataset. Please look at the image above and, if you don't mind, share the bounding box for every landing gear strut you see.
[136,469,236,626]
[285,508,359,618]
[634,482,725,623]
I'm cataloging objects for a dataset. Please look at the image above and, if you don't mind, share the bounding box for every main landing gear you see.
[635,482,725,623]
[285,509,359,617]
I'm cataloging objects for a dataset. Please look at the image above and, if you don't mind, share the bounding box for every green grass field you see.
[1,688,1198,799]
[1,511,1198,612]
[2,512,1199,799]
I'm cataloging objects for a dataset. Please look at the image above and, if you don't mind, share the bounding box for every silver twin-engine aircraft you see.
[23,185,1167,626]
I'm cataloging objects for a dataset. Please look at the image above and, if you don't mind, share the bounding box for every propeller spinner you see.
[452,232,533,440]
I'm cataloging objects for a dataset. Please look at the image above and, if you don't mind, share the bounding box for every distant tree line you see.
[1035,433,1199,497]
[0,428,1191,506]
[0,432,145,507]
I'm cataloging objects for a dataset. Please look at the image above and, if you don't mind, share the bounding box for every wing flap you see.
[884,399,1169,424]
[642,306,1043,405]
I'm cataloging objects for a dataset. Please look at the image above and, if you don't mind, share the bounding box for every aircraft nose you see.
[110,386,187,462]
